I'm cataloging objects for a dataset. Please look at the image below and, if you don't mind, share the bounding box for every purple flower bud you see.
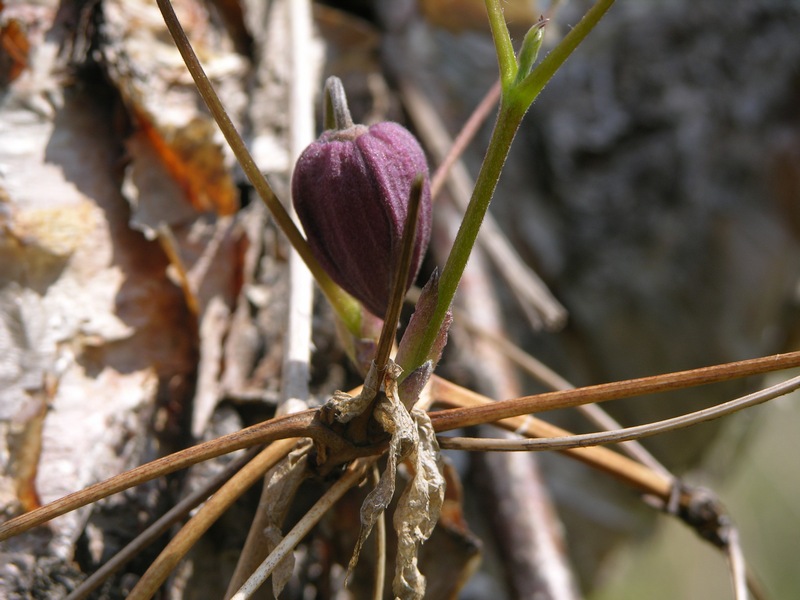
[292,121,432,318]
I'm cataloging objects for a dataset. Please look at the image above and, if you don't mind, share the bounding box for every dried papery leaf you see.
[344,362,413,577]
[323,361,383,424]
[392,408,445,600]
[343,362,445,600]
[260,444,311,597]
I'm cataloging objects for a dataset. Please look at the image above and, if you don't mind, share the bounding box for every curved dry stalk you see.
[64,447,260,600]
[371,464,387,600]
[455,304,672,477]
[230,457,375,600]
[375,176,426,370]
[432,376,768,600]
[0,410,333,540]
[431,376,673,500]
[437,374,800,452]
[429,350,800,431]
[726,525,748,600]
[8,351,795,542]
[154,0,360,330]
[153,0,302,262]
[128,439,301,600]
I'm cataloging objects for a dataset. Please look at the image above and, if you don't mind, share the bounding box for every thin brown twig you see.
[6,352,799,542]
[428,351,800,431]
[402,78,567,330]
[154,0,357,326]
[375,176,425,371]
[431,376,673,500]
[154,0,306,268]
[230,458,375,599]
[64,447,261,600]
[437,374,800,452]
[0,410,331,541]
[428,80,501,201]
[127,439,301,599]
[456,309,673,477]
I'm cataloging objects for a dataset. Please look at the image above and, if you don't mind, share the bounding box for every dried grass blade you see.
[127,439,300,600]
[437,375,800,451]
[371,464,387,600]
[64,447,260,600]
[230,458,375,600]
[0,410,318,540]
[428,351,800,430]
[457,309,672,477]
[432,377,672,500]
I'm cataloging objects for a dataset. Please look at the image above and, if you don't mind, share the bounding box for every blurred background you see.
[2,0,799,597]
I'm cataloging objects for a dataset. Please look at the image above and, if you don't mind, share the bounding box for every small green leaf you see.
[515,17,548,84]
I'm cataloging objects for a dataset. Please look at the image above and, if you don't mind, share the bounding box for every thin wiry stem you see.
[456,315,672,477]
[428,350,800,431]
[401,78,567,330]
[371,464,386,600]
[401,0,617,374]
[64,447,260,600]
[154,0,362,334]
[375,176,425,371]
[436,374,800,451]
[7,351,799,542]
[127,440,300,600]
[431,375,673,500]
[230,458,375,599]
[0,410,326,541]
[427,80,501,201]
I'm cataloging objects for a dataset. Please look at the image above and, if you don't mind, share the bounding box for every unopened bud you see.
[516,17,548,83]
[292,118,432,318]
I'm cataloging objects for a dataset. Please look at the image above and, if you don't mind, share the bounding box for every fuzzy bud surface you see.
[292,122,432,318]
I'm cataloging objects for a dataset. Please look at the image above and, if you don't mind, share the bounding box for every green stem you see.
[398,0,615,376]
[514,0,616,110]
[398,103,522,375]
[483,0,517,88]
[155,0,362,335]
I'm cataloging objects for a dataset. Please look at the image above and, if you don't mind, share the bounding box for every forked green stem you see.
[398,0,615,376]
